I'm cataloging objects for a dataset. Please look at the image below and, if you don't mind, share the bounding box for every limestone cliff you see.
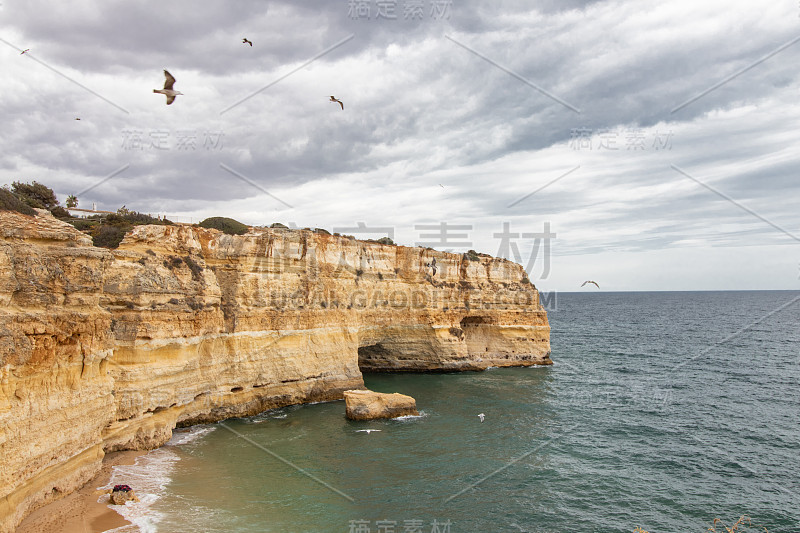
[0,210,550,532]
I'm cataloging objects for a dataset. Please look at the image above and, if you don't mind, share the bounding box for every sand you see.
[15,450,146,533]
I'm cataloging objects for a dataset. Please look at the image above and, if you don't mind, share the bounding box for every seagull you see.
[20,49,30,55]
[439,184,445,188]
[74,118,81,121]
[242,38,253,47]
[478,413,485,422]
[329,96,344,110]
[581,280,600,288]
[356,429,381,434]
[153,70,183,105]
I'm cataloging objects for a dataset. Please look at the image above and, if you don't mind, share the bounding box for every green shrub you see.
[50,205,71,219]
[465,249,480,261]
[270,222,288,229]
[109,210,171,226]
[2,181,67,218]
[84,209,171,249]
[0,188,36,216]
[198,217,248,235]
[69,219,99,231]
[366,237,394,245]
[92,225,128,249]
[11,181,59,210]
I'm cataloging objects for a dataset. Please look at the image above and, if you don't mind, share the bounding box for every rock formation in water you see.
[344,389,419,420]
[109,485,138,505]
[0,210,550,532]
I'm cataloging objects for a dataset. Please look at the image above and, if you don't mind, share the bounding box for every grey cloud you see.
[2,0,800,290]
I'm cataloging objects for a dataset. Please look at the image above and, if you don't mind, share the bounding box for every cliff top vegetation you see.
[0,188,36,216]
[1,181,68,218]
[81,207,173,249]
[198,217,249,235]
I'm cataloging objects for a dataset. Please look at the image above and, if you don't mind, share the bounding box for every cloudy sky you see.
[2,0,799,292]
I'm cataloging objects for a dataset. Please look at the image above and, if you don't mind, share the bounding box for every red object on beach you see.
[112,484,132,492]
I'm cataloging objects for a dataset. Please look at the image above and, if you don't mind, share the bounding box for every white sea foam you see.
[392,410,428,422]
[247,408,291,424]
[100,425,215,532]
[166,425,216,446]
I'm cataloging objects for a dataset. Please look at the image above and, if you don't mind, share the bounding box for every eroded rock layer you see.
[0,210,550,532]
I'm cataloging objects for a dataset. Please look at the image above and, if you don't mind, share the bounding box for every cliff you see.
[0,210,550,532]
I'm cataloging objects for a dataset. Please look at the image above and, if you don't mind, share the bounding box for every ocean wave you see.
[391,410,429,422]
[98,449,176,533]
[247,409,290,424]
[99,425,215,532]
[166,425,216,446]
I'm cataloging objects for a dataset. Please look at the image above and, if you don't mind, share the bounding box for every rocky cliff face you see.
[0,210,550,532]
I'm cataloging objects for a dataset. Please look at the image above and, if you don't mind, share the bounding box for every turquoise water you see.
[109,291,800,533]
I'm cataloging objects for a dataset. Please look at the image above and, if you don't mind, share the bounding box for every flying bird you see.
[478,413,485,422]
[20,49,30,55]
[74,118,81,121]
[356,429,381,434]
[581,280,600,288]
[242,38,253,46]
[329,96,344,110]
[439,184,445,188]
[153,70,183,105]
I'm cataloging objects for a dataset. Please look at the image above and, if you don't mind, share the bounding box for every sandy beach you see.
[16,450,145,533]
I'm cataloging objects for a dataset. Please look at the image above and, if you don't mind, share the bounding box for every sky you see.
[1,0,799,292]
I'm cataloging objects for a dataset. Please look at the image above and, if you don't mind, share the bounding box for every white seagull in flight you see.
[581,280,600,288]
[153,70,183,105]
[356,429,381,434]
[478,413,485,422]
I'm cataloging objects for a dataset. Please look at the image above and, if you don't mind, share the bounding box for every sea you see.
[100,291,800,533]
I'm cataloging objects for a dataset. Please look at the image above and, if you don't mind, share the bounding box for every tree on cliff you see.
[5,181,70,219]
[0,187,36,216]
[66,195,78,208]
[11,181,60,210]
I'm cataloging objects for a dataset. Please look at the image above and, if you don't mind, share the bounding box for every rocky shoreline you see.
[0,210,550,532]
